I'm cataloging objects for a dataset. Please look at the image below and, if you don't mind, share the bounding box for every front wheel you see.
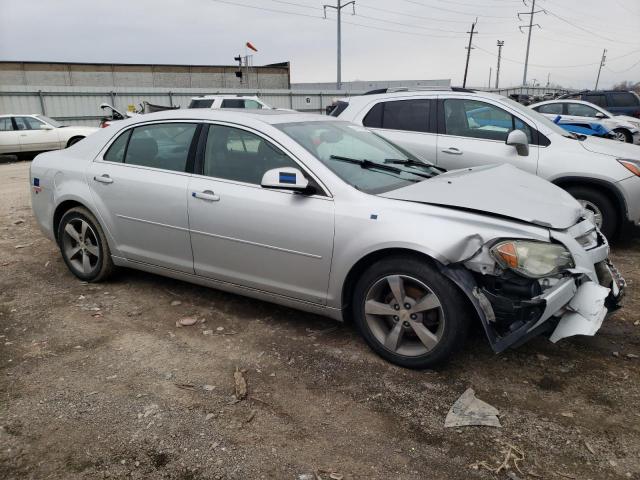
[566,186,618,239]
[612,129,632,143]
[352,256,469,368]
[57,207,114,282]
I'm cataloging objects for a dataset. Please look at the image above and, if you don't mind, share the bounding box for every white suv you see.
[188,95,273,110]
[333,88,640,239]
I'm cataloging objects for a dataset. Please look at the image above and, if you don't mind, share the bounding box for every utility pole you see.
[488,67,492,89]
[518,0,544,86]
[462,18,478,88]
[595,48,607,90]
[324,0,356,90]
[546,72,550,87]
[495,40,504,89]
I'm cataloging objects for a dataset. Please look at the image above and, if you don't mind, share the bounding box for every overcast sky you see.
[1,0,638,89]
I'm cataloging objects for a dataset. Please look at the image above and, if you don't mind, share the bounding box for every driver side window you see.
[443,99,533,143]
[203,125,297,184]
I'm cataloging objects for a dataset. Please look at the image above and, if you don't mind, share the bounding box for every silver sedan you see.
[30,109,625,368]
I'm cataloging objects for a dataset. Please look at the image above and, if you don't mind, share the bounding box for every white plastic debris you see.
[444,388,501,428]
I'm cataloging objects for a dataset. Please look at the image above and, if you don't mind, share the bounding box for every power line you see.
[543,7,640,45]
[355,2,513,25]
[399,0,515,19]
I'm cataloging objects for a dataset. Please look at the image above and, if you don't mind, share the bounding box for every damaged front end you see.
[440,219,625,353]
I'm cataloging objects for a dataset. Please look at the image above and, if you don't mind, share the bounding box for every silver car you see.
[30,110,625,368]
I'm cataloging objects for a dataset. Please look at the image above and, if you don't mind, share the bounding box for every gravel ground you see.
[1,160,639,480]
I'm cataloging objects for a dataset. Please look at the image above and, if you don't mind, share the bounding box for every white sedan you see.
[530,99,640,144]
[0,114,98,155]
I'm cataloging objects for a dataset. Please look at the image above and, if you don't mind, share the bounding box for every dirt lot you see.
[1,160,639,480]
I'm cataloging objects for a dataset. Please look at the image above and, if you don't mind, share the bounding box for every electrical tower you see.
[595,49,607,90]
[518,0,545,86]
[462,18,478,88]
[495,40,504,89]
[323,0,356,90]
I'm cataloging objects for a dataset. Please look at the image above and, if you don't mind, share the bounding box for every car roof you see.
[532,99,603,107]
[117,108,336,127]
[339,89,508,106]
[190,95,260,99]
[0,114,38,118]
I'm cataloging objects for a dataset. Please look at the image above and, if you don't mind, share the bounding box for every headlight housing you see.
[491,240,574,278]
[617,158,640,177]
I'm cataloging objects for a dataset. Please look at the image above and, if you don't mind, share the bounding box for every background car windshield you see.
[278,121,439,194]
[36,115,64,128]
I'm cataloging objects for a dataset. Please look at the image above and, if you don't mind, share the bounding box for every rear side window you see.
[104,130,131,163]
[566,103,599,117]
[189,99,214,108]
[328,101,349,117]
[123,123,197,172]
[221,99,245,108]
[584,94,607,108]
[0,118,13,131]
[536,103,563,115]
[609,92,639,107]
[363,99,431,133]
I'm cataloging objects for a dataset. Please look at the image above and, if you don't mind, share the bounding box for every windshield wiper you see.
[384,158,445,174]
[329,155,403,174]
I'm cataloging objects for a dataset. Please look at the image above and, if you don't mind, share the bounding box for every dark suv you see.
[566,90,640,118]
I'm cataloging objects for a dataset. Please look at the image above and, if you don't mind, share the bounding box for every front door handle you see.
[93,174,113,184]
[192,190,220,202]
[441,147,463,155]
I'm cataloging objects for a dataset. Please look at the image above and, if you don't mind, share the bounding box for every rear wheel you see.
[352,256,469,368]
[566,186,618,239]
[612,129,632,143]
[57,207,114,282]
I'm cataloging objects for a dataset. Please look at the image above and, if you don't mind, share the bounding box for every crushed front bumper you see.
[445,221,625,353]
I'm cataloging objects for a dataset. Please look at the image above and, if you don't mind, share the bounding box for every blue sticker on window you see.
[33,177,40,187]
[279,172,296,184]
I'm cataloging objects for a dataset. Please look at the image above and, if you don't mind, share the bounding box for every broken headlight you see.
[491,240,574,278]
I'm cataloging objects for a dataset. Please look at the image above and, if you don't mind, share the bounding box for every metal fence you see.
[0,86,360,126]
[0,85,575,127]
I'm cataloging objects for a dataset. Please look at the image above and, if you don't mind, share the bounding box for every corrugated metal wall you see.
[0,86,359,126]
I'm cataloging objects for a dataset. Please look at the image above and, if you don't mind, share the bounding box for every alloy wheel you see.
[61,218,100,275]
[364,274,445,357]
[613,131,627,142]
[577,199,604,229]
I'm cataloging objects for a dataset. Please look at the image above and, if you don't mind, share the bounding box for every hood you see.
[380,164,582,229]
[579,135,640,158]
[614,114,640,126]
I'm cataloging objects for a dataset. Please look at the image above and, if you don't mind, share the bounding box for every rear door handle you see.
[441,147,463,155]
[93,174,113,184]
[192,190,220,202]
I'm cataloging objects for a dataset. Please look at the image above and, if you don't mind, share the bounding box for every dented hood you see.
[380,164,582,229]
[579,135,640,158]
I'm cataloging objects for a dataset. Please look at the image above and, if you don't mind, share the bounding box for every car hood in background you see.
[380,164,582,229]
[579,135,640,157]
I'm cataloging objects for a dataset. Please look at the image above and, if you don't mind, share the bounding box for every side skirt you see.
[111,256,344,322]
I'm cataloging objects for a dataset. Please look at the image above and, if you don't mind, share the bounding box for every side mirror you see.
[40,124,53,130]
[261,167,311,193]
[595,112,606,119]
[506,129,529,156]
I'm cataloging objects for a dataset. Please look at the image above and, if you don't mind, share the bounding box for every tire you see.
[57,207,114,282]
[352,255,469,369]
[565,186,618,239]
[66,136,84,148]
[612,129,632,143]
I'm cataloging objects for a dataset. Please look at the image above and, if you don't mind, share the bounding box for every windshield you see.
[277,121,440,194]
[36,115,64,128]
[500,96,570,137]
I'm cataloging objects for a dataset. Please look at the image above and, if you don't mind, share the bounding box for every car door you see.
[14,116,61,152]
[187,123,334,304]
[435,97,538,174]
[87,121,200,273]
[0,117,21,154]
[360,98,437,164]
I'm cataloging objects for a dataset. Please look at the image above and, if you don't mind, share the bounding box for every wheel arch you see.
[53,199,98,243]
[340,247,475,323]
[66,136,85,148]
[552,176,627,224]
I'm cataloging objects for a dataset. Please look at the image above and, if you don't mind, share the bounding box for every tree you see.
[611,81,640,93]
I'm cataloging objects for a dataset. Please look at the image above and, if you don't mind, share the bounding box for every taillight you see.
[100,121,111,128]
